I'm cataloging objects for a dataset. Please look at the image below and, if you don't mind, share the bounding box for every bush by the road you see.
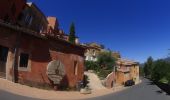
[144,57,170,84]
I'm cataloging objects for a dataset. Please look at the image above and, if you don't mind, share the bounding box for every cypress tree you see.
[69,22,76,44]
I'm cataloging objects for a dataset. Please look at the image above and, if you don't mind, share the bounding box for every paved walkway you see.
[0,78,125,100]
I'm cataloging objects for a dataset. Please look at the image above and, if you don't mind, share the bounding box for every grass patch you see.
[159,78,169,84]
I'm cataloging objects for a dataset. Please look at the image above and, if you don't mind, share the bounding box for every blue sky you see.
[28,0,170,63]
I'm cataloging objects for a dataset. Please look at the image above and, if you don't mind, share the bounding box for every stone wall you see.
[105,72,115,88]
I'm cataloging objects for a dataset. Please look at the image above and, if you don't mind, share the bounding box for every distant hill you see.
[163,57,170,62]
[140,57,170,67]
[139,63,144,67]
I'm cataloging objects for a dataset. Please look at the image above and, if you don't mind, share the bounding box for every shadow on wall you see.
[59,75,69,90]
[31,45,52,62]
[48,75,70,91]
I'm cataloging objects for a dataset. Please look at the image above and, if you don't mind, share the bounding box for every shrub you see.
[85,61,99,71]
[151,60,170,84]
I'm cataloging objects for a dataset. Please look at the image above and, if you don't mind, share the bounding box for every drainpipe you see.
[12,32,21,83]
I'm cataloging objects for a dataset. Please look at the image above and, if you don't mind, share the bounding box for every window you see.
[25,14,29,24]
[74,61,78,75]
[85,56,90,60]
[19,53,29,68]
[28,16,33,26]
[92,50,95,55]
[0,46,9,62]
[25,14,33,26]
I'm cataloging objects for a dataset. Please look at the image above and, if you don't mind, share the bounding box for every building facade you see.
[0,21,85,89]
[17,2,48,33]
[84,43,102,61]
[84,43,121,62]
[116,59,139,85]
[105,58,139,88]
[0,1,85,89]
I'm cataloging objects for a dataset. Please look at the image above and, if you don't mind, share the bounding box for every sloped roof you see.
[26,2,48,23]
[117,58,139,65]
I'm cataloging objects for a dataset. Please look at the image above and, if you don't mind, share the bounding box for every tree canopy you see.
[97,51,116,70]
[143,56,154,78]
[143,56,170,84]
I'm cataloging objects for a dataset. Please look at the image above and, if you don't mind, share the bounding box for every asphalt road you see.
[0,90,41,100]
[86,79,170,100]
[0,79,170,100]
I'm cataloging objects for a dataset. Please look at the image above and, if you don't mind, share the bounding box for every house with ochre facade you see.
[105,58,140,88]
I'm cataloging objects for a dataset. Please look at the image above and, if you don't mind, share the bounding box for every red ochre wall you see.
[0,25,85,89]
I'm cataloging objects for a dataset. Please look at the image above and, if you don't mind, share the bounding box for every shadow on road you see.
[146,81,155,85]
[145,79,170,96]
[155,82,170,95]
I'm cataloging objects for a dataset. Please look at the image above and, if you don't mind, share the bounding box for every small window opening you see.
[19,53,29,68]
[74,61,78,75]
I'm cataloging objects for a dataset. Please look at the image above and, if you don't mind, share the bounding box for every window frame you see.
[18,50,31,72]
[19,53,29,68]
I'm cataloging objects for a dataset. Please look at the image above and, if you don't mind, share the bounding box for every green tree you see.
[85,61,99,71]
[69,22,76,44]
[144,63,149,77]
[139,66,144,76]
[144,56,154,78]
[97,51,116,70]
[151,60,170,83]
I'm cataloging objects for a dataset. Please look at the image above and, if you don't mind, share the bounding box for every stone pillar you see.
[6,49,14,81]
